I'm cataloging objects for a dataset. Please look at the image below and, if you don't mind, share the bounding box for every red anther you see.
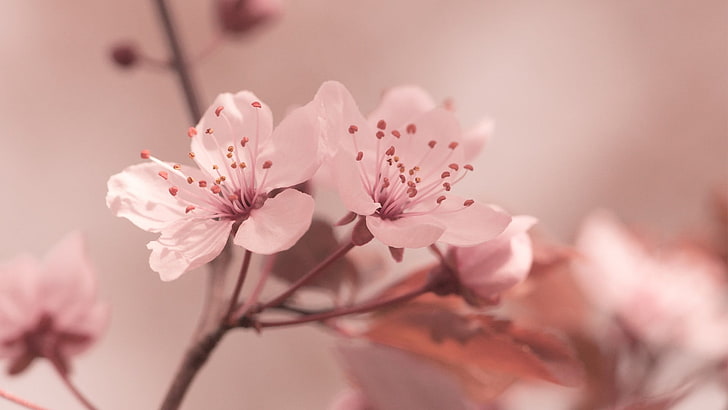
[231,162,238,168]
[406,124,417,134]
[376,119,387,130]
[463,199,475,206]
[464,164,474,171]
[441,171,451,179]
[198,180,208,188]
[399,175,406,183]
[436,195,447,204]
[356,151,364,161]
[413,166,420,171]
[382,177,390,188]
[448,163,459,171]
[140,149,151,159]
[262,160,273,169]
[251,101,262,108]
[407,181,416,188]
[228,194,239,201]
[215,106,224,117]
[226,153,233,159]
[173,164,181,170]
[219,176,227,181]
[240,137,249,147]
[428,140,437,148]
[188,127,198,137]
[408,169,415,176]
[239,162,247,168]
[186,176,194,184]
[407,188,418,198]
[158,171,169,180]
[391,130,401,138]
[205,128,214,134]
[211,185,222,194]
[448,142,459,149]
[227,145,234,152]
[376,131,385,139]
[212,165,219,170]
[393,156,400,162]
[188,152,196,159]
[169,186,179,196]
[348,125,359,134]
[185,206,196,213]
[415,177,421,183]
[443,182,452,191]
[385,146,395,156]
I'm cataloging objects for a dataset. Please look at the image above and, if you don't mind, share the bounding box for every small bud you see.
[216,0,282,36]
[110,43,138,68]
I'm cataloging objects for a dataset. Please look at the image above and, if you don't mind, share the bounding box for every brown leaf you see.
[364,302,586,403]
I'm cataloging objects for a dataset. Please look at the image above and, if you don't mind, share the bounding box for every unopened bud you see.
[216,0,282,36]
[110,43,138,68]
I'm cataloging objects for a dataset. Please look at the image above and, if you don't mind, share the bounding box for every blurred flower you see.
[450,215,537,306]
[0,232,108,376]
[216,0,282,36]
[316,81,511,249]
[574,210,728,358]
[107,91,321,280]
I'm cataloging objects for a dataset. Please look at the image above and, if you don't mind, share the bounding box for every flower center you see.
[348,119,476,220]
[139,101,273,223]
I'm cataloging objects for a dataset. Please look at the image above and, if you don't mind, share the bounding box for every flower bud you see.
[110,43,138,68]
[216,0,282,36]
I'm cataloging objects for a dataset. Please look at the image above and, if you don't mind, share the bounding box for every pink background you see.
[0,0,726,408]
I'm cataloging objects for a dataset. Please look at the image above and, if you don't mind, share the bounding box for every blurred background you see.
[0,0,725,408]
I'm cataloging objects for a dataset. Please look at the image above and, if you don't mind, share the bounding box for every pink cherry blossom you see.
[316,81,511,249]
[574,211,728,358]
[0,232,108,375]
[451,215,537,305]
[107,91,321,280]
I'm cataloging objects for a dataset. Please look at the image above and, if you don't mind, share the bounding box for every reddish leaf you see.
[364,302,585,403]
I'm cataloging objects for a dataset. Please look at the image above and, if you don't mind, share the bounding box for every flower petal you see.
[314,81,370,156]
[190,91,274,175]
[106,162,186,232]
[234,188,315,254]
[256,97,323,190]
[462,118,494,163]
[334,151,379,216]
[367,86,437,130]
[147,218,234,281]
[433,199,511,246]
[366,215,445,248]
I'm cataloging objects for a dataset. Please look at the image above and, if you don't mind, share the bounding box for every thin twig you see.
[152,0,203,122]
[0,387,48,410]
[260,241,355,309]
[250,282,433,329]
[51,361,98,410]
[226,250,253,322]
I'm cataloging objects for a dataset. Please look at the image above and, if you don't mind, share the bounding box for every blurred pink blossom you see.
[574,211,728,358]
[316,81,511,249]
[451,215,537,305]
[107,91,321,280]
[0,232,108,375]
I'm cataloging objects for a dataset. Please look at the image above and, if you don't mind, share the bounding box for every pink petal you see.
[190,91,274,175]
[366,85,437,130]
[334,151,380,216]
[462,118,494,162]
[106,162,186,232]
[256,97,323,190]
[366,215,445,248]
[455,215,537,298]
[147,218,234,281]
[396,108,465,168]
[314,81,370,156]
[234,188,315,254]
[433,199,512,246]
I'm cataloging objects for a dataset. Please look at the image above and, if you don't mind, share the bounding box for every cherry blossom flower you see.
[316,81,511,249]
[574,211,728,358]
[0,232,108,375]
[450,215,537,305]
[107,91,321,280]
